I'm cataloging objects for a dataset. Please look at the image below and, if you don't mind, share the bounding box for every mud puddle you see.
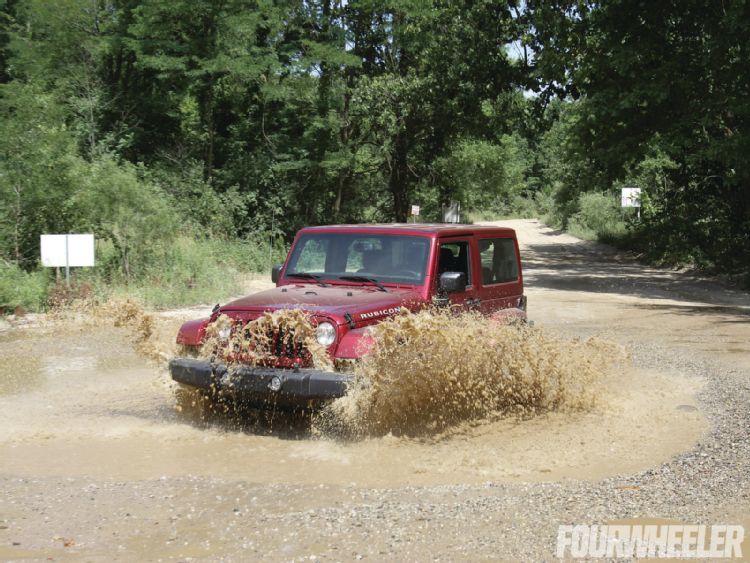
[0,319,707,487]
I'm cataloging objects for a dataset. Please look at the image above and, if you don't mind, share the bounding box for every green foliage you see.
[528,0,750,275]
[1,233,285,312]
[70,154,178,282]
[0,261,47,312]
[1,0,748,310]
[146,161,241,239]
[0,81,80,268]
[98,236,284,309]
[436,135,528,214]
[567,192,627,242]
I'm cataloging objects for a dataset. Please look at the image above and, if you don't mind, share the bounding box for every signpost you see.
[410,204,420,223]
[40,234,95,287]
[621,187,642,219]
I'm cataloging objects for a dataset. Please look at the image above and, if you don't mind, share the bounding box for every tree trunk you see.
[334,86,353,217]
[334,169,352,217]
[13,182,21,264]
[203,83,215,182]
[389,130,410,222]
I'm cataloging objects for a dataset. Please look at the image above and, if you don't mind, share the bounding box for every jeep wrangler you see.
[169,224,525,408]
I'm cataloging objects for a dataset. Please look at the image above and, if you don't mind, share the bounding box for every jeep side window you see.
[438,241,472,286]
[479,238,518,284]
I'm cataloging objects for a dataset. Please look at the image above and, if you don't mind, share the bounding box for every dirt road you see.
[1,219,749,561]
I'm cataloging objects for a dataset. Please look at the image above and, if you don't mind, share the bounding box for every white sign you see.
[621,187,642,208]
[411,205,420,216]
[41,234,95,268]
[442,201,460,223]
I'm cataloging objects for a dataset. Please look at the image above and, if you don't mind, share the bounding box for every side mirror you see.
[439,271,466,294]
[271,264,283,284]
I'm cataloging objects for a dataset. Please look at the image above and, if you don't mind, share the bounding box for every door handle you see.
[466,298,481,306]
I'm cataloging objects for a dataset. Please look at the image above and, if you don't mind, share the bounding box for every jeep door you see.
[476,235,524,315]
[435,238,480,311]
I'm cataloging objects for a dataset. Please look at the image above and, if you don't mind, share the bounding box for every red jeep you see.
[169,224,525,408]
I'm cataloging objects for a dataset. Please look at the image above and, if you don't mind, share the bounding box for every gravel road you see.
[1,219,749,561]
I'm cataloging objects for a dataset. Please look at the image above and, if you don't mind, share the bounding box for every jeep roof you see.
[299,223,517,237]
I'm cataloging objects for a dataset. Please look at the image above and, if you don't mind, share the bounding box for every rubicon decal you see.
[359,307,402,320]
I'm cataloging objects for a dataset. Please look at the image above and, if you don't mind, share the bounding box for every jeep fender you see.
[334,327,376,360]
[176,318,210,346]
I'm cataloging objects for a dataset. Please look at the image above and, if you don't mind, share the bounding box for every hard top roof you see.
[299,223,516,237]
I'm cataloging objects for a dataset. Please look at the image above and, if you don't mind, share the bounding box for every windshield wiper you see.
[337,275,388,292]
[286,272,329,287]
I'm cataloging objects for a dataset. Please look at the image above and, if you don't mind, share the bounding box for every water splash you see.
[315,309,623,438]
[94,298,170,364]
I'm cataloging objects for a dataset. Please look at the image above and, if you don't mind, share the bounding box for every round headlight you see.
[315,321,336,347]
[217,326,231,340]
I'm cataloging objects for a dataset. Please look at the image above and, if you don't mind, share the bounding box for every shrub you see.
[0,263,48,313]
[568,192,627,241]
[436,135,528,215]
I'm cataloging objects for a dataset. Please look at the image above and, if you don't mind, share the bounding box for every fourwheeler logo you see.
[359,307,402,320]
[556,524,745,559]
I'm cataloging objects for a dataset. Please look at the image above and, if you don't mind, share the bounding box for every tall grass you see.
[1,236,288,313]
[91,236,287,309]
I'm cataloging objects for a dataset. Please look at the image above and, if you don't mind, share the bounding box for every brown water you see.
[0,310,706,487]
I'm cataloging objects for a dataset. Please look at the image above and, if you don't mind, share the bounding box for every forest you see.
[1,0,748,309]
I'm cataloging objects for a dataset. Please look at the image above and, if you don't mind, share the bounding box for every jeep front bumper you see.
[169,357,351,407]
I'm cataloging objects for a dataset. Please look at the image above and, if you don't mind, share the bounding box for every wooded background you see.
[1,0,748,308]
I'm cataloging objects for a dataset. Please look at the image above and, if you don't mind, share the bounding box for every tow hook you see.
[268,375,283,392]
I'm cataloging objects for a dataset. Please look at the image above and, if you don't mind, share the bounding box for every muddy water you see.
[0,318,706,487]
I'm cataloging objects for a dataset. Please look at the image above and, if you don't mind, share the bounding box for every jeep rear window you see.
[286,233,430,285]
[478,238,518,284]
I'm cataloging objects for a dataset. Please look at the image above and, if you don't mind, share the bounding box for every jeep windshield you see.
[284,233,430,286]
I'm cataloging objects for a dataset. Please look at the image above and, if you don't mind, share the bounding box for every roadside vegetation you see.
[1,1,748,313]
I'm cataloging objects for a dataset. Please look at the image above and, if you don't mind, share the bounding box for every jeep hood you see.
[219,284,424,325]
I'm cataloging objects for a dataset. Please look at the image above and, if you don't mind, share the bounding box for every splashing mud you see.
[317,309,624,438]
[96,299,168,364]
[202,311,332,369]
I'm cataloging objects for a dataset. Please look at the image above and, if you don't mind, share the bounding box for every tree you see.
[527,0,750,271]
[0,82,80,268]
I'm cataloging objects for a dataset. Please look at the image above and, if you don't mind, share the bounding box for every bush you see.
[0,263,48,313]
[568,192,627,241]
[465,194,540,222]
[71,154,179,282]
